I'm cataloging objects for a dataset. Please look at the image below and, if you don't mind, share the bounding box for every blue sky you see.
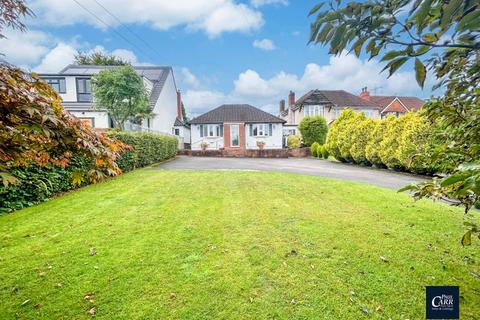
[1,0,432,116]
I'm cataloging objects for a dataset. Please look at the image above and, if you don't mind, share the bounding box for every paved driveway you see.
[156,156,427,189]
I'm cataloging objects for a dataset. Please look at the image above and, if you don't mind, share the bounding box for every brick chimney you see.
[360,87,370,101]
[279,99,286,113]
[177,90,182,120]
[288,91,295,107]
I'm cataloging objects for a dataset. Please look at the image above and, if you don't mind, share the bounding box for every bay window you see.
[304,105,325,117]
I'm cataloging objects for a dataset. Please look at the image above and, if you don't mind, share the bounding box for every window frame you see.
[76,77,92,102]
[44,77,66,93]
[252,123,270,137]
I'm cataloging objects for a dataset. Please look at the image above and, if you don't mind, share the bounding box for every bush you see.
[365,118,392,167]
[310,142,320,157]
[396,113,436,174]
[320,145,330,159]
[0,156,93,214]
[0,131,178,214]
[326,109,356,162]
[107,131,178,170]
[379,115,409,170]
[350,114,375,165]
[287,135,302,149]
[299,116,328,146]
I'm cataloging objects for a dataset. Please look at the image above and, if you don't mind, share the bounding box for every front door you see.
[230,124,239,147]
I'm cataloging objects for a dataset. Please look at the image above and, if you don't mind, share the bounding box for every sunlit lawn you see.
[0,169,479,319]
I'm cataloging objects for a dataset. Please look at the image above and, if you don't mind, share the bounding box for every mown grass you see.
[0,169,479,319]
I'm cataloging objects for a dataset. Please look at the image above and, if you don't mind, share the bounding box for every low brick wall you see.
[244,149,288,158]
[179,149,289,158]
[288,147,310,157]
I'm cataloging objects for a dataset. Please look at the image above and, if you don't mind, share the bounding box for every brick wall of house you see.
[224,123,246,150]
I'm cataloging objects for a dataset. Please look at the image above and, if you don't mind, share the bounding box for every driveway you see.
[156,156,427,189]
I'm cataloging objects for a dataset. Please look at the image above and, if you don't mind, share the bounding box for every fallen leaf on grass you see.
[87,307,96,316]
[89,248,97,256]
[38,271,46,277]
[290,299,296,305]
[84,292,95,300]
[380,256,389,263]
[360,306,369,314]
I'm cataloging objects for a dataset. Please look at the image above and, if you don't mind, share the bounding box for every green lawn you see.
[0,169,479,319]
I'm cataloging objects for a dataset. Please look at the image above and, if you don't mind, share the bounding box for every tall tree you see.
[181,102,188,121]
[309,0,480,244]
[92,66,151,130]
[0,0,32,41]
[75,51,128,66]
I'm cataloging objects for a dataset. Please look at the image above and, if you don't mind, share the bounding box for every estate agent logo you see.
[426,286,459,319]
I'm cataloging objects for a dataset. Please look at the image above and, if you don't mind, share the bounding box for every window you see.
[332,108,343,120]
[174,128,180,136]
[304,105,325,117]
[76,78,92,102]
[199,124,223,137]
[362,109,376,119]
[43,77,66,93]
[251,124,273,137]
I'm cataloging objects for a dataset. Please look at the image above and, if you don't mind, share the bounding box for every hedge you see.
[298,116,328,146]
[326,109,357,162]
[107,131,178,171]
[0,131,178,214]
[326,108,439,175]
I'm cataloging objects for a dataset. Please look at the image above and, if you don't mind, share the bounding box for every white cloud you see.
[183,89,227,113]
[250,0,288,7]
[0,30,54,67]
[34,43,78,73]
[182,52,428,117]
[29,0,264,37]
[0,29,148,73]
[252,38,276,51]
[180,68,201,89]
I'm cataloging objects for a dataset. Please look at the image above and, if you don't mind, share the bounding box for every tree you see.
[75,51,128,66]
[92,66,151,130]
[0,65,128,186]
[309,0,480,244]
[181,102,188,121]
[299,115,328,146]
[0,0,32,41]
[0,1,127,186]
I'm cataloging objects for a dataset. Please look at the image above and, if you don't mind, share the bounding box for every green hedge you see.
[107,131,178,171]
[326,109,438,174]
[0,131,178,214]
[298,116,328,146]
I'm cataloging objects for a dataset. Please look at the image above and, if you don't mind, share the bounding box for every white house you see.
[39,64,189,147]
[189,104,285,153]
